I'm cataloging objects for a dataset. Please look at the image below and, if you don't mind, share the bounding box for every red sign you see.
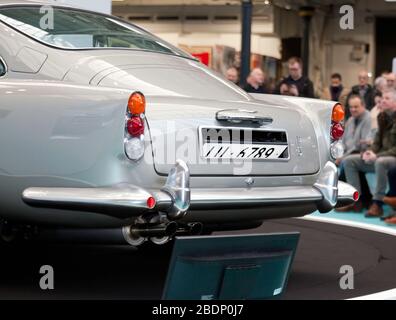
[192,52,210,66]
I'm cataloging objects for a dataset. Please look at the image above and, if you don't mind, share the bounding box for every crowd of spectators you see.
[224,60,396,224]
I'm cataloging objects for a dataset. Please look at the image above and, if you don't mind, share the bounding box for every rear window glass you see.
[0,6,190,58]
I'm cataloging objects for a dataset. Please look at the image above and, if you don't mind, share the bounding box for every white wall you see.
[155,32,281,59]
[45,0,112,14]
[320,2,375,89]
[113,4,280,59]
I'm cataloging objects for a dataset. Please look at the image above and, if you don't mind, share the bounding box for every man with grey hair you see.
[375,76,387,93]
[244,68,267,94]
[225,67,239,85]
[386,72,396,89]
[346,70,375,118]
[338,89,396,217]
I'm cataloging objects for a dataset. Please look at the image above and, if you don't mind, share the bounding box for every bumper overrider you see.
[22,160,358,221]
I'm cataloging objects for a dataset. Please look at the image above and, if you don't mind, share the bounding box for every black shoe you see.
[381,214,396,221]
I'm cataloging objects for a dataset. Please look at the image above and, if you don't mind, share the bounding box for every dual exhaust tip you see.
[128,221,203,239]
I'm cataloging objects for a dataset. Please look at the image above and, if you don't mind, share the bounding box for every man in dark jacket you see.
[339,90,396,217]
[275,57,315,98]
[346,71,375,118]
[244,68,267,94]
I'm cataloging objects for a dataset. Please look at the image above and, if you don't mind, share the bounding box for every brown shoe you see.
[384,196,396,208]
[365,203,384,218]
[335,201,363,213]
[385,216,396,225]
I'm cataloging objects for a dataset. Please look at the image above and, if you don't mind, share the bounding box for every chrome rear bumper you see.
[22,161,358,221]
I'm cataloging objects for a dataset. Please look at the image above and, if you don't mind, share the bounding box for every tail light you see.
[332,104,345,123]
[127,116,145,137]
[128,92,146,115]
[331,123,344,140]
[330,103,345,160]
[125,92,146,161]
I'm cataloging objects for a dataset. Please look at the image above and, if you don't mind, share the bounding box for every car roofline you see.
[0,2,199,62]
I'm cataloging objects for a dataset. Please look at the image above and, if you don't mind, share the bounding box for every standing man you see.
[321,73,350,107]
[339,90,396,217]
[244,68,267,94]
[275,57,315,98]
[384,167,396,224]
[385,72,396,90]
[346,71,375,115]
[225,67,239,85]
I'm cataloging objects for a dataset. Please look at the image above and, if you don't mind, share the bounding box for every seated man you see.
[336,95,372,210]
[338,90,396,217]
[339,95,372,159]
[384,167,396,224]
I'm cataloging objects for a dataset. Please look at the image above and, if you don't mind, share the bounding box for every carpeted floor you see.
[312,205,396,229]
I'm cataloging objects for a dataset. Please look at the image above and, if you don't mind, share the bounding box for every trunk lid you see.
[145,96,320,176]
[80,52,250,101]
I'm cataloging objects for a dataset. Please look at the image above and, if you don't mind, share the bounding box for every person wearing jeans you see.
[342,155,396,214]
[338,90,396,217]
[384,167,396,224]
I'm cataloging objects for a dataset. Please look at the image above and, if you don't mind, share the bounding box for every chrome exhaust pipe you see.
[129,221,178,238]
[189,222,203,235]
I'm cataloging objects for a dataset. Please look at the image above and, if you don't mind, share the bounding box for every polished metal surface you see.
[22,180,357,220]
[160,160,191,220]
[313,161,339,213]
[129,221,178,238]
[216,109,273,125]
[188,186,322,209]
[22,185,155,219]
[336,181,358,207]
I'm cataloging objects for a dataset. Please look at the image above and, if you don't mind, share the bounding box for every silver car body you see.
[0,1,357,236]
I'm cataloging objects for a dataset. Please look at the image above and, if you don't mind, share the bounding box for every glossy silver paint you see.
[0,1,358,230]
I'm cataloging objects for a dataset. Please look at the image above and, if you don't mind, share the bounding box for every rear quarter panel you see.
[251,94,334,171]
[0,81,161,226]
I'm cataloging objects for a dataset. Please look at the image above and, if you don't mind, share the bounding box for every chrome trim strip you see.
[313,161,339,213]
[22,185,155,219]
[22,162,357,220]
[216,109,273,125]
[160,159,190,220]
[188,186,322,210]
[22,181,357,220]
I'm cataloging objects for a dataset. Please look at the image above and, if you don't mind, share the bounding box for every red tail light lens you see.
[353,191,360,202]
[147,196,156,209]
[331,123,344,140]
[125,92,146,161]
[127,116,144,137]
